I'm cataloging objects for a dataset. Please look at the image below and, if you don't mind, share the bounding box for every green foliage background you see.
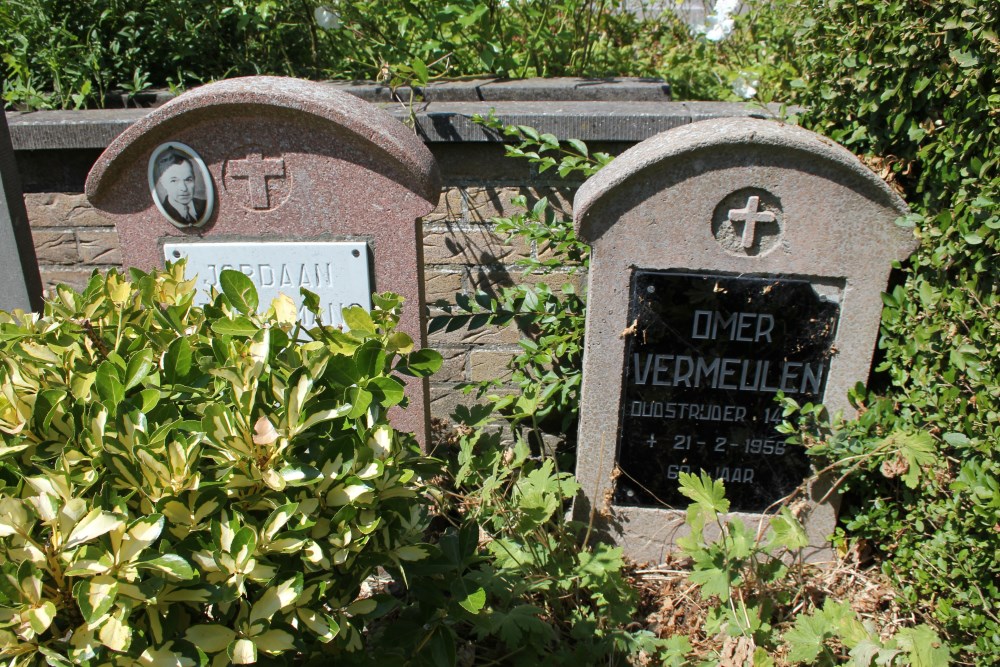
[1,0,998,663]
[1,0,673,109]
[0,0,801,109]
[778,0,1000,661]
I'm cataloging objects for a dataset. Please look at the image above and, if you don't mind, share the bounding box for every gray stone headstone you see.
[572,118,916,563]
[0,112,43,312]
[85,76,440,444]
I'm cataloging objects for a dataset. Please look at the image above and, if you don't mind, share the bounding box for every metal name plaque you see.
[163,241,373,328]
[615,271,840,512]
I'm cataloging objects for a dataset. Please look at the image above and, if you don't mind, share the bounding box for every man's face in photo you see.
[160,160,195,207]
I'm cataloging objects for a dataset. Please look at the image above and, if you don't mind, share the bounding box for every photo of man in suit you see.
[152,147,208,227]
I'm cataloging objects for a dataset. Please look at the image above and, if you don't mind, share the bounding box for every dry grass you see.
[624,541,929,665]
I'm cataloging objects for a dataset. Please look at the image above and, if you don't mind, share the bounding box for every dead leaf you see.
[719,634,756,667]
[880,455,909,479]
[253,416,280,445]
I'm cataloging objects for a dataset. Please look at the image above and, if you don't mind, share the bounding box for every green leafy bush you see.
[0,263,440,664]
[0,0,673,110]
[780,0,1000,662]
[1,0,324,109]
[0,0,804,110]
[349,403,668,666]
[676,471,950,665]
[646,0,803,103]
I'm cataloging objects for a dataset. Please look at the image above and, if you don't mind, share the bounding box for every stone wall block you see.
[40,269,95,295]
[429,384,517,425]
[77,230,122,265]
[429,385,481,424]
[24,193,109,228]
[31,231,78,265]
[464,186,521,222]
[534,186,574,217]
[423,223,530,265]
[424,187,464,223]
[428,320,526,346]
[433,347,468,383]
[465,185,574,223]
[469,350,516,382]
[423,269,463,306]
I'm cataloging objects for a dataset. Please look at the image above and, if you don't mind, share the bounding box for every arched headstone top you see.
[83,75,442,444]
[574,117,911,258]
[86,76,440,205]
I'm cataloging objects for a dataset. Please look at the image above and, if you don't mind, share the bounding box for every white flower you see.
[704,18,734,41]
[714,0,741,17]
[314,5,341,30]
[698,0,740,42]
[732,72,759,99]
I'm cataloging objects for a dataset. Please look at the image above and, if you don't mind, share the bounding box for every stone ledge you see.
[9,109,148,151]
[327,77,673,103]
[8,100,775,151]
[96,77,670,108]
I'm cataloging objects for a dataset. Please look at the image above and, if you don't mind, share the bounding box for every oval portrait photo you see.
[148,142,214,229]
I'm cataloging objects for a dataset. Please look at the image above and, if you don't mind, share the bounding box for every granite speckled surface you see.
[85,76,440,443]
[572,117,916,564]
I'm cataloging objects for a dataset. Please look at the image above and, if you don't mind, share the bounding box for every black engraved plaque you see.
[614,271,840,511]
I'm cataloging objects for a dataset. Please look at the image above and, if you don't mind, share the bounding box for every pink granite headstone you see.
[85,76,440,443]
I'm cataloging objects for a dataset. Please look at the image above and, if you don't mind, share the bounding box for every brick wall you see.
[421,181,583,422]
[25,192,122,293]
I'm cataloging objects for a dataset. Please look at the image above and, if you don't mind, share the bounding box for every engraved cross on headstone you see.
[228,152,286,209]
[727,195,775,249]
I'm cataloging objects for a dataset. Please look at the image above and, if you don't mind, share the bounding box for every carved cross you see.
[645,434,657,448]
[727,195,775,249]
[228,152,286,209]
